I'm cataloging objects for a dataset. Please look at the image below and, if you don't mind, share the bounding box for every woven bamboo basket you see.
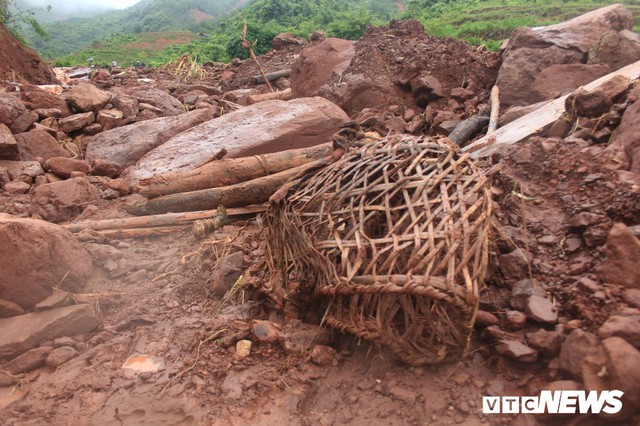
[265,135,492,365]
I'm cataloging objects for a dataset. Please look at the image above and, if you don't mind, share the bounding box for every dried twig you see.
[241,19,274,93]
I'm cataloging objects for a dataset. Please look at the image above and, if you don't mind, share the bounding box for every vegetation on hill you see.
[17,0,640,68]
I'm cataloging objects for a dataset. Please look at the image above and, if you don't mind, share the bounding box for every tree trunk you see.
[136,142,332,198]
[247,88,293,104]
[251,69,291,84]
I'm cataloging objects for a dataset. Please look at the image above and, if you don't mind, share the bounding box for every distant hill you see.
[22,0,250,58]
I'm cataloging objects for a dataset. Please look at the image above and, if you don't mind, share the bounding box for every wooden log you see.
[136,142,332,197]
[128,163,314,216]
[487,85,500,135]
[251,69,291,84]
[95,225,188,239]
[247,88,293,105]
[64,205,266,233]
[464,60,640,157]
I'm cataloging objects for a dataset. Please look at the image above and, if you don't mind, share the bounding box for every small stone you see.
[499,251,531,282]
[504,310,527,330]
[597,223,640,289]
[511,279,546,310]
[252,320,280,344]
[388,385,418,405]
[622,289,640,308]
[236,340,251,358]
[564,237,582,253]
[558,329,601,379]
[3,346,54,374]
[45,345,78,369]
[568,212,605,229]
[538,235,558,245]
[526,329,563,357]
[0,298,26,319]
[309,345,337,366]
[525,295,558,324]
[3,180,30,194]
[53,336,75,348]
[598,315,640,349]
[576,277,600,293]
[35,292,74,311]
[0,370,17,387]
[475,310,499,327]
[495,340,538,363]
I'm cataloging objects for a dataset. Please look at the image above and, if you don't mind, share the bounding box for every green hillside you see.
[22,0,640,68]
[22,0,250,58]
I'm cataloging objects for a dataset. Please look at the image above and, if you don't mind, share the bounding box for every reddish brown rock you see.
[0,298,25,319]
[15,129,70,161]
[497,4,633,106]
[58,112,95,133]
[608,86,640,173]
[20,84,70,117]
[111,93,139,118]
[598,315,640,348]
[3,346,53,374]
[9,110,38,134]
[252,320,280,344]
[96,109,124,131]
[602,337,640,414]
[45,345,78,369]
[122,97,348,184]
[528,64,610,103]
[65,82,111,112]
[0,93,27,127]
[310,345,337,366]
[291,38,355,98]
[0,214,93,309]
[558,329,601,379]
[588,30,640,70]
[45,157,91,178]
[0,304,100,361]
[0,123,19,160]
[125,87,183,116]
[597,223,640,289]
[3,180,30,194]
[85,108,214,174]
[30,177,100,223]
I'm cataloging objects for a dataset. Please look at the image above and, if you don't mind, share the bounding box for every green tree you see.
[1,0,49,42]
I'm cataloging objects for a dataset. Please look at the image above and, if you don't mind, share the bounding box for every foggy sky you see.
[19,0,143,14]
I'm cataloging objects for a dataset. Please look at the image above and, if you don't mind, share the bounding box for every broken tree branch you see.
[64,205,266,233]
[487,85,500,135]
[241,19,274,93]
[464,60,640,157]
[247,88,293,104]
[135,142,332,198]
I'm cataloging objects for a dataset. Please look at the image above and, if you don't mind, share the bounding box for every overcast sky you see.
[20,0,143,12]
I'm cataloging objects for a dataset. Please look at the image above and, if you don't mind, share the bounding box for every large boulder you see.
[497,4,633,107]
[15,129,70,161]
[588,30,640,70]
[291,38,356,98]
[528,64,610,103]
[122,97,349,184]
[0,93,27,128]
[20,84,70,117]
[85,108,214,174]
[30,177,100,223]
[65,82,111,113]
[125,87,184,116]
[0,214,93,310]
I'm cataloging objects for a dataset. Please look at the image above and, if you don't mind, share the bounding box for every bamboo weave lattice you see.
[266,135,492,365]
